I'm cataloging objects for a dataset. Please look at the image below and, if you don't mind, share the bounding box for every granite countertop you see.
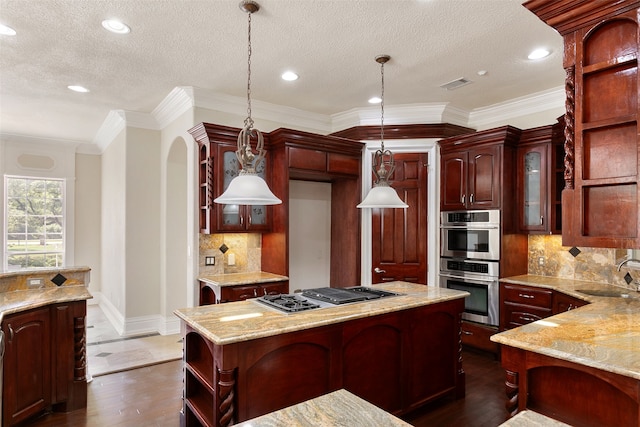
[499,410,570,427]
[0,266,93,324]
[234,388,411,427]
[491,274,640,380]
[174,282,468,345]
[198,271,289,287]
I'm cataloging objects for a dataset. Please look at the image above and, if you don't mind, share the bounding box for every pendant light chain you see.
[245,10,254,128]
[380,59,385,152]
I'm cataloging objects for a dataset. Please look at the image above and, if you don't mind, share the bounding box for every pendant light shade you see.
[358,55,408,209]
[214,0,282,206]
[214,172,282,205]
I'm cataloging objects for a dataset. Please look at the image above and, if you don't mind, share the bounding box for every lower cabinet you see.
[2,301,87,426]
[461,321,499,356]
[199,281,289,305]
[500,282,589,331]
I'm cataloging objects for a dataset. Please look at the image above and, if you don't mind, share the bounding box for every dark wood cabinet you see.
[2,306,51,426]
[500,283,553,331]
[460,321,499,356]
[199,280,289,304]
[180,298,465,427]
[517,119,564,234]
[525,0,640,248]
[439,126,521,212]
[552,292,587,313]
[189,123,273,234]
[2,301,86,426]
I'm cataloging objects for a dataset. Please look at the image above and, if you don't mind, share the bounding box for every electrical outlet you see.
[538,257,545,266]
[205,256,215,266]
[228,253,236,266]
[28,278,44,288]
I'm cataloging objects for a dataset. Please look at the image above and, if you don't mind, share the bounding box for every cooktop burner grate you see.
[256,294,320,313]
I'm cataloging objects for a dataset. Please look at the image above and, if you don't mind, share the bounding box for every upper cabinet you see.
[439,126,521,214]
[517,118,565,234]
[525,0,640,248]
[189,123,272,233]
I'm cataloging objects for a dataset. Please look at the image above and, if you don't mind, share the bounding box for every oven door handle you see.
[439,272,497,283]
[440,225,500,229]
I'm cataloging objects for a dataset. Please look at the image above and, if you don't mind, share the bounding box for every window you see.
[5,176,65,270]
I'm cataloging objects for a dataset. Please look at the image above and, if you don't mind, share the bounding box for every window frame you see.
[3,175,67,271]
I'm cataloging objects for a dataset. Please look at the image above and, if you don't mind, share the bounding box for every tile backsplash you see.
[527,235,629,287]
[199,233,262,275]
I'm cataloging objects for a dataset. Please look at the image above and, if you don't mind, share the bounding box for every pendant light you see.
[214,0,282,206]
[357,55,408,209]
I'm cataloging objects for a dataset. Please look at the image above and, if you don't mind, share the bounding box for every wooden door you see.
[372,153,428,284]
[468,145,501,209]
[440,151,467,210]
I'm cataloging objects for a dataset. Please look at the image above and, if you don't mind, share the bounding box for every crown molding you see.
[93,110,126,152]
[191,87,332,133]
[468,86,565,129]
[152,86,195,128]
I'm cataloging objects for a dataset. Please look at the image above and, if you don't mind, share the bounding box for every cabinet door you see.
[468,145,501,209]
[553,292,587,314]
[215,145,270,232]
[3,307,51,426]
[518,144,549,232]
[440,151,467,210]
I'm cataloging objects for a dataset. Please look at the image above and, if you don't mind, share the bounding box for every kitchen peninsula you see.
[174,282,467,427]
[492,275,640,426]
[0,267,92,426]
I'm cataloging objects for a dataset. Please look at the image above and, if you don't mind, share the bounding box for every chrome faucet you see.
[616,258,640,271]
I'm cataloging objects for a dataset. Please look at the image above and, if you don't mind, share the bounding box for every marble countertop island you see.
[491,275,640,380]
[234,388,411,427]
[174,282,468,345]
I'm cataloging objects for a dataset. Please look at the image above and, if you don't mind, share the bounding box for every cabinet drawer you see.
[503,303,552,329]
[327,153,359,176]
[502,284,552,308]
[223,285,259,302]
[288,147,326,172]
[461,321,499,355]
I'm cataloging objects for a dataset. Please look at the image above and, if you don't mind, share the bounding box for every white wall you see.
[288,181,332,292]
[75,153,102,296]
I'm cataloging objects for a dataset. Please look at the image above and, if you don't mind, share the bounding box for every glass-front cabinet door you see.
[216,145,270,232]
[518,144,548,232]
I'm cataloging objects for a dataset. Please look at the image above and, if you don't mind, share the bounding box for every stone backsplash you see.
[199,233,261,276]
[527,235,630,287]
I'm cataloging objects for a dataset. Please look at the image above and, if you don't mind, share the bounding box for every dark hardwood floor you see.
[29,349,506,427]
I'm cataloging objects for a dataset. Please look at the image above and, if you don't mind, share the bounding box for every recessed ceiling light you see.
[368,96,382,104]
[68,85,90,93]
[281,71,299,81]
[528,48,550,60]
[101,19,130,34]
[0,23,16,36]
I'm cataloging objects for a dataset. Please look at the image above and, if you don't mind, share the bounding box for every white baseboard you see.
[97,295,125,336]
[95,294,181,337]
[159,316,181,335]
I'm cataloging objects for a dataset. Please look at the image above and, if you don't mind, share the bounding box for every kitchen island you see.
[174,282,467,427]
[491,275,640,426]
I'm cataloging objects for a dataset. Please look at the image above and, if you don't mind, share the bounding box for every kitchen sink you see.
[576,289,630,298]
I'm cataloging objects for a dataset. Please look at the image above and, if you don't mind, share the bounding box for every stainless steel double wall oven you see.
[439,210,500,326]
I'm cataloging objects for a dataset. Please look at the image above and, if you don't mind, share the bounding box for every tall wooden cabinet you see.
[516,118,564,234]
[525,0,640,248]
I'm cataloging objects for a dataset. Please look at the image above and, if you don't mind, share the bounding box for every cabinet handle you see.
[520,316,535,322]
[8,324,14,342]
[462,330,473,336]
[470,194,474,203]
[263,288,267,296]
[540,216,544,225]
[248,214,252,226]
[374,267,386,274]
[240,215,244,226]
[518,293,534,299]
[253,288,258,297]
[461,194,465,205]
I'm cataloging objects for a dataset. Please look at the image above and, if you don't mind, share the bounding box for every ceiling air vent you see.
[440,77,472,91]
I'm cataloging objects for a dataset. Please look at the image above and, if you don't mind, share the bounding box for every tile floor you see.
[86,304,183,377]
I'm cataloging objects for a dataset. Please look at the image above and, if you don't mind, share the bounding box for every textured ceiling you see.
[0,0,564,144]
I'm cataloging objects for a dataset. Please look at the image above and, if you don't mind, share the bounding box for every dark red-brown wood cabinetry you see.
[199,280,289,305]
[525,0,640,248]
[516,119,564,234]
[439,127,521,212]
[2,301,87,426]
